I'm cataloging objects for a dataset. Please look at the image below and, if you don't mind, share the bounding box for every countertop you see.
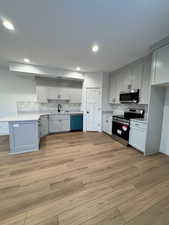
[0,111,83,122]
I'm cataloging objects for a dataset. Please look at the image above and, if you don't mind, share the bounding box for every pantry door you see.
[86,88,101,131]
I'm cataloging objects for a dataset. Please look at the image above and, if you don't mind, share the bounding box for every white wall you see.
[160,87,169,155]
[82,72,103,132]
[0,68,36,134]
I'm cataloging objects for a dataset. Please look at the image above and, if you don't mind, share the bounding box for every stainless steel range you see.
[112,109,144,141]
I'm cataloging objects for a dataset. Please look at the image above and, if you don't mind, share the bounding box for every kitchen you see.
[0,1,169,225]
[0,50,167,156]
[102,55,151,154]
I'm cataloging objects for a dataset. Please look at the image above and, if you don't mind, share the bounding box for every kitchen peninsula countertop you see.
[0,111,83,122]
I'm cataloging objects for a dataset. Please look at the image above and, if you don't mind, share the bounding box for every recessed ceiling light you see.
[76,67,81,71]
[24,58,30,63]
[92,44,99,53]
[2,18,15,31]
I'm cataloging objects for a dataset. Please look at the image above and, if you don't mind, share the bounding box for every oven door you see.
[112,121,130,141]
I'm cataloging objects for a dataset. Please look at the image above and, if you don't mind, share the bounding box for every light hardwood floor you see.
[0,132,169,225]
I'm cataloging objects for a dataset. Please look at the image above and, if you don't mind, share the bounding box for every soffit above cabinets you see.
[9,63,85,81]
[35,77,83,88]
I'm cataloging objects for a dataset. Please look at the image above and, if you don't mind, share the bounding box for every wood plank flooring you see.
[0,132,169,225]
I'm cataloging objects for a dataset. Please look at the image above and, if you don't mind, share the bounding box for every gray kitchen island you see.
[0,112,83,154]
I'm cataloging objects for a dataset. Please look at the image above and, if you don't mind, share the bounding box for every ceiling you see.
[0,0,169,72]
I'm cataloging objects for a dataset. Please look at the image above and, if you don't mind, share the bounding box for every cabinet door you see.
[109,75,114,103]
[70,88,82,103]
[49,119,61,133]
[48,87,58,100]
[129,127,146,153]
[102,114,108,132]
[107,115,112,135]
[103,114,112,135]
[109,74,118,103]
[59,87,70,100]
[140,58,151,104]
[49,116,70,133]
[152,45,169,85]
[130,63,143,90]
[119,68,131,91]
[115,72,121,104]
[37,86,48,103]
[60,119,70,132]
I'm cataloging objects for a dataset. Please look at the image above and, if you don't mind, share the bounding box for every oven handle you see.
[112,121,129,126]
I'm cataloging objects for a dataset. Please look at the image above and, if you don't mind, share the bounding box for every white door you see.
[86,88,101,131]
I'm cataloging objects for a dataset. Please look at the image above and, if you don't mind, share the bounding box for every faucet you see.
[58,104,62,113]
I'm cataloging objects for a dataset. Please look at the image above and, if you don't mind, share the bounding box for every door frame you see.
[84,87,102,132]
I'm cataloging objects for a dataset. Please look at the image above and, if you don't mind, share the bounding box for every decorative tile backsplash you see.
[17,101,148,119]
[17,100,81,113]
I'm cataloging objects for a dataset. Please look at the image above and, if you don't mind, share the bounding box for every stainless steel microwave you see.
[119,89,139,103]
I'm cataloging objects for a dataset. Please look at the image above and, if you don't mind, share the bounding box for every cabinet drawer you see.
[130,121,147,130]
[49,114,69,120]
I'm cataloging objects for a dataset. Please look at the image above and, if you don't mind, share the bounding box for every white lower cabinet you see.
[49,114,70,133]
[103,113,113,135]
[129,120,147,153]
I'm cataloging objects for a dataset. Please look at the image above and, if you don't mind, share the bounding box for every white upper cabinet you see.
[109,73,119,104]
[130,63,143,90]
[69,88,82,103]
[120,67,131,91]
[109,56,151,104]
[36,86,48,103]
[152,45,169,85]
[140,58,151,104]
[36,78,82,103]
[59,87,70,100]
[48,86,59,100]
[48,87,70,100]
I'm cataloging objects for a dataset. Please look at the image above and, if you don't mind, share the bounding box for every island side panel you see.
[9,120,39,154]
